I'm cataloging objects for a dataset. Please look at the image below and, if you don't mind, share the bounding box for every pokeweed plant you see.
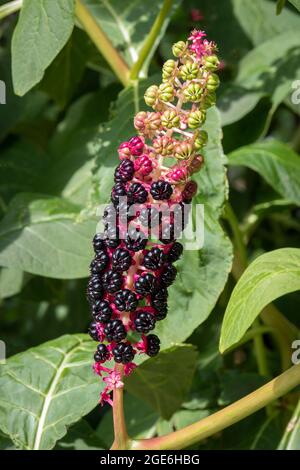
[0,0,300,452]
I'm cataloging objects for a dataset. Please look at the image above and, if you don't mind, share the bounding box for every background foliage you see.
[0,0,300,450]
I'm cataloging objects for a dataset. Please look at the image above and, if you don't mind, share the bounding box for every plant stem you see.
[75,0,130,87]
[130,0,174,81]
[0,0,22,20]
[110,365,130,450]
[131,363,300,450]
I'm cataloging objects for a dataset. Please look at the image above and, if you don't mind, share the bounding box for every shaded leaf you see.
[55,420,104,450]
[0,334,101,450]
[12,0,76,96]
[288,0,300,11]
[220,248,300,352]
[0,267,24,300]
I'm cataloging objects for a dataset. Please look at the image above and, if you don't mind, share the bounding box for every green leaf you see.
[288,0,300,12]
[55,420,104,450]
[0,194,95,279]
[218,371,267,406]
[12,0,76,96]
[156,207,233,349]
[228,140,300,205]
[278,400,300,449]
[0,334,101,450]
[220,248,300,352]
[82,0,180,71]
[126,345,197,420]
[0,267,24,299]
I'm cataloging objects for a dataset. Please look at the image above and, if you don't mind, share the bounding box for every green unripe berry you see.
[175,141,194,160]
[187,110,206,129]
[161,110,180,129]
[206,73,220,92]
[158,82,174,102]
[144,85,159,107]
[194,130,208,150]
[179,61,199,81]
[201,92,216,109]
[172,41,187,57]
[162,60,176,82]
[203,55,220,71]
[183,82,203,102]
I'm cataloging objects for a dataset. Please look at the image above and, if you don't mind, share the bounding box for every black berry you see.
[160,263,177,286]
[104,319,127,342]
[113,343,135,364]
[151,287,168,312]
[90,251,109,274]
[114,159,134,183]
[93,300,112,323]
[93,233,105,253]
[127,182,148,204]
[155,304,168,320]
[87,275,103,302]
[150,180,173,200]
[102,269,123,293]
[134,311,156,333]
[139,206,160,228]
[88,321,99,341]
[135,272,157,296]
[146,334,160,357]
[167,242,183,263]
[142,247,166,270]
[112,248,132,272]
[103,226,120,248]
[103,204,117,227]
[125,228,147,252]
[111,183,127,206]
[94,343,110,362]
[115,289,138,311]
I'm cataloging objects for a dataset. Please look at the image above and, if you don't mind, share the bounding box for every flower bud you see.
[134,111,147,133]
[206,73,220,92]
[187,110,206,129]
[194,130,208,150]
[203,55,220,71]
[118,142,131,160]
[172,40,187,57]
[201,92,216,109]
[162,60,177,82]
[183,82,203,102]
[144,85,159,108]
[189,155,204,174]
[174,141,194,160]
[158,82,175,102]
[179,61,199,81]
[153,136,174,156]
[161,110,180,129]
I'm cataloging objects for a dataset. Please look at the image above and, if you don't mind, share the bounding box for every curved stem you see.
[0,0,22,20]
[131,363,300,450]
[110,365,130,450]
[130,0,174,81]
[75,0,130,87]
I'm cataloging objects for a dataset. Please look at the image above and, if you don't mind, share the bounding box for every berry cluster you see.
[87,30,219,405]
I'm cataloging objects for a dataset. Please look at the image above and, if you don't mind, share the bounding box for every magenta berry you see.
[87,30,220,405]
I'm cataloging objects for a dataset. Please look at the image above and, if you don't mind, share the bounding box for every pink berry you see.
[129,136,144,156]
[134,155,153,176]
[118,142,131,160]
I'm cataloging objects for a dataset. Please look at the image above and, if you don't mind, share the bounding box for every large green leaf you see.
[228,140,300,205]
[220,248,300,352]
[0,194,95,279]
[126,345,197,419]
[12,0,76,96]
[0,267,24,299]
[55,420,104,450]
[82,0,180,72]
[0,334,101,450]
[288,0,300,11]
[278,400,300,449]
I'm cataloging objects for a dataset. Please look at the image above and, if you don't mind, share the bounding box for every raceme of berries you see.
[87,30,220,406]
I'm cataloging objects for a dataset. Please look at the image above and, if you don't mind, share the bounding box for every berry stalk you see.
[87,30,220,409]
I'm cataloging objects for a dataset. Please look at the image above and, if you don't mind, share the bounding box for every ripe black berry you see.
[93,300,112,323]
[114,159,134,183]
[93,233,105,253]
[146,334,160,357]
[103,226,120,248]
[94,344,110,362]
[142,247,166,270]
[103,204,117,227]
[127,182,148,204]
[160,263,177,286]
[90,251,109,274]
[150,180,173,200]
[167,242,183,263]
[112,248,132,272]
[87,275,103,302]
[155,306,168,320]
[113,343,135,364]
[111,183,127,205]
[102,269,123,293]
[139,206,160,228]
[125,228,147,252]
[151,287,168,312]
[88,321,99,341]
[104,319,127,342]
[114,289,138,311]
[135,272,157,296]
[134,311,156,333]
